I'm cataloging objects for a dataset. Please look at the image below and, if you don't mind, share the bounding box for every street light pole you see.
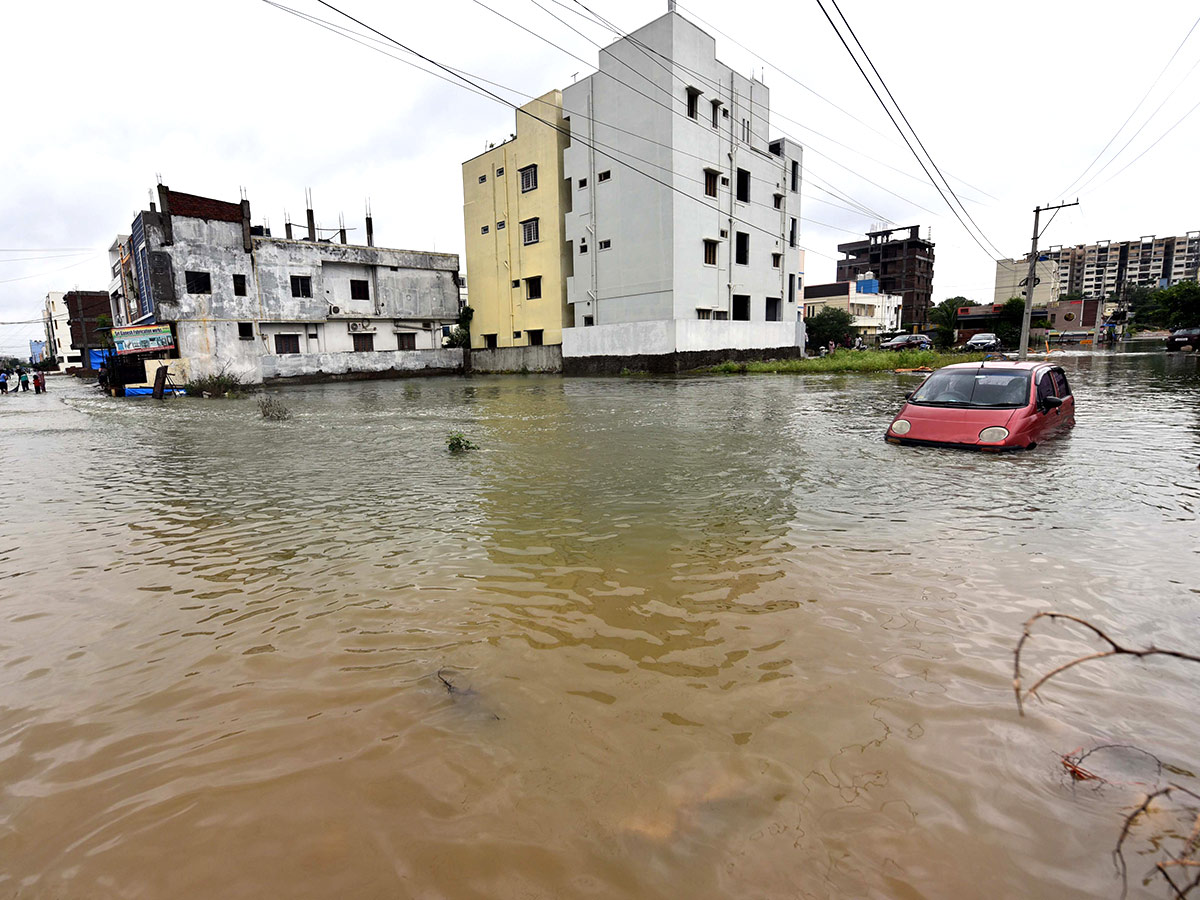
[1019,200,1078,360]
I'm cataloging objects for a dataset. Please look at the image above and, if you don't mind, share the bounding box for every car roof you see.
[938,360,1047,372]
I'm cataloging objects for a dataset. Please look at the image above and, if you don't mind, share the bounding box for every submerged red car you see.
[885,361,1075,451]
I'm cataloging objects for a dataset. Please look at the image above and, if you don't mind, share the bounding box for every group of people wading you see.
[0,368,47,395]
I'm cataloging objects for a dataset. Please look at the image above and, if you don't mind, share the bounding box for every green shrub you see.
[258,395,292,421]
[183,367,249,398]
[447,432,479,452]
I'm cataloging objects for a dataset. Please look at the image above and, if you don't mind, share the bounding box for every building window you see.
[766,297,782,321]
[397,332,416,350]
[714,310,728,320]
[185,271,211,294]
[741,118,750,142]
[525,276,542,300]
[696,308,711,320]
[773,194,783,209]
[733,295,750,321]
[528,329,544,346]
[580,239,588,254]
[274,333,301,354]
[736,168,750,203]
[484,333,497,349]
[579,178,588,189]
[308,332,318,340]
[598,170,611,182]
[583,315,594,326]
[521,218,540,245]
[497,220,505,230]
[788,273,796,304]
[481,225,489,234]
[735,232,749,265]
[350,279,370,300]
[238,321,254,340]
[704,169,718,198]
[789,218,797,248]
[478,174,487,183]
[520,164,538,192]
[496,167,504,176]
[704,240,718,266]
[512,279,520,288]
[291,275,312,298]
[772,253,781,268]
[352,332,375,352]
[233,274,247,296]
[711,99,721,128]
[513,331,522,339]
[791,160,799,192]
[686,87,701,119]
[598,239,611,250]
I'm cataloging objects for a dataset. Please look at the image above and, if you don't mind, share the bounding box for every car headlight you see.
[891,419,911,435]
[979,426,1009,442]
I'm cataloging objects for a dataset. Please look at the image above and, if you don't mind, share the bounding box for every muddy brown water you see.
[1,351,1198,899]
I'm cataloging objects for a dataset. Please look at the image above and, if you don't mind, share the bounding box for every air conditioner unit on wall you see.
[348,320,376,333]
[329,304,341,315]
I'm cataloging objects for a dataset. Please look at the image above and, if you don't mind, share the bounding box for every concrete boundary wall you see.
[563,320,804,358]
[467,345,562,374]
[562,344,806,376]
[260,348,463,384]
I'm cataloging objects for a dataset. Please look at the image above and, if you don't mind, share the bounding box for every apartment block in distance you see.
[560,10,806,373]
[461,91,572,356]
[992,257,1060,306]
[1008,231,1200,299]
[836,226,934,329]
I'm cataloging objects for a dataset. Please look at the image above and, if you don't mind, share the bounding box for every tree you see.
[1158,280,1200,330]
[805,307,854,349]
[995,297,1027,349]
[928,297,974,349]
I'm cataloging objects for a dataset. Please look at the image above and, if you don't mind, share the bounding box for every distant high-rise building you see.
[1007,231,1200,300]
[835,226,934,329]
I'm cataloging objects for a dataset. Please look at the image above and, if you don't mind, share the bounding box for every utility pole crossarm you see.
[1019,201,1079,360]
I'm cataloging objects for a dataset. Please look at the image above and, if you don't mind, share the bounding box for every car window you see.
[1051,369,1071,397]
[1036,371,1055,405]
[909,368,1031,407]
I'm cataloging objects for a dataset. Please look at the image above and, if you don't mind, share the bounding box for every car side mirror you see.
[1043,395,1063,409]
[904,391,913,400]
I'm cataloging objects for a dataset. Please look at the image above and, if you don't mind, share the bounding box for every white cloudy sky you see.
[2,0,1199,354]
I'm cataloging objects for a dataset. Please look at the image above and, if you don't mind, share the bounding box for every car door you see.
[1033,368,1061,441]
[1050,368,1076,428]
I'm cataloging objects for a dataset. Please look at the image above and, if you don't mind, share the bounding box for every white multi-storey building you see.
[560,10,805,372]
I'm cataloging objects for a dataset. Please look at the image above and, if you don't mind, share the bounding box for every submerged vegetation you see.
[705,349,987,375]
[258,395,292,421]
[183,368,250,398]
[447,432,479,452]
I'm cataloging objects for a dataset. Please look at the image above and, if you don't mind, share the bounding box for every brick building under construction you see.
[836,225,934,329]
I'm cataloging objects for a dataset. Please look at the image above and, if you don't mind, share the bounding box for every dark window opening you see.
[711,99,721,128]
[598,239,611,250]
[185,271,211,294]
[274,333,301,354]
[233,274,247,296]
[735,232,749,266]
[704,240,718,266]
[478,174,487,183]
[772,253,781,268]
[788,273,796,304]
[521,218,540,245]
[497,220,505,230]
[525,276,542,300]
[766,297,782,322]
[290,275,312,298]
[714,310,729,320]
[484,333,498,349]
[397,332,416,351]
[579,178,588,188]
[527,329,544,346]
[238,321,254,340]
[704,169,718,198]
[481,225,489,234]
[583,315,594,326]
[512,279,520,288]
[351,332,375,352]
[495,167,504,176]
[732,295,750,321]
[598,170,611,182]
[736,168,750,203]
[773,194,783,209]
[350,279,370,300]
[789,218,797,248]
[686,87,701,119]
[520,164,538,193]
[790,160,799,192]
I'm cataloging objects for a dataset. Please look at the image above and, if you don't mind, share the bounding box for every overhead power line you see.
[818,0,1004,260]
[1057,11,1200,199]
[281,0,828,256]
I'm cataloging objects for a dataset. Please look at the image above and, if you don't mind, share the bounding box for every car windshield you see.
[969,334,996,341]
[908,368,1031,408]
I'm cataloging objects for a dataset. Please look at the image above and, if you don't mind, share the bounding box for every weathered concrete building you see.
[42,290,109,372]
[559,11,806,372]
[836,226,934,329]
[128,186,462,384]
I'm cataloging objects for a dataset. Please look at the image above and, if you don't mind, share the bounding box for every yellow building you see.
[461,91,572,349]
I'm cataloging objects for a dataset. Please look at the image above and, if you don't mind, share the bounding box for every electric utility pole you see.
[1019,200,1078,359]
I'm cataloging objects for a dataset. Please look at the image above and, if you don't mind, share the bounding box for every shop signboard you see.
[112,324,174,355]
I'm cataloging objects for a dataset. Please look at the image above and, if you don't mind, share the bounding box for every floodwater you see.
[1,351,1198,899]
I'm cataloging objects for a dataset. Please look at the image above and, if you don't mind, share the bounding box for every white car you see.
[965,333,1002,351]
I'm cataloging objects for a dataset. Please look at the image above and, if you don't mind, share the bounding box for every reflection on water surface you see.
[1,351,1197,898]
